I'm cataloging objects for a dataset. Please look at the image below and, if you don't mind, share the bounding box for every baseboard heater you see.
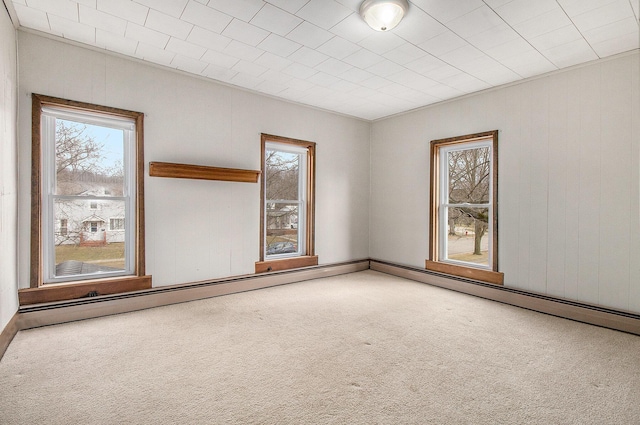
[370,259,640,336]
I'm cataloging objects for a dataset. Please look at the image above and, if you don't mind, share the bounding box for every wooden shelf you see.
[149,161,260,183]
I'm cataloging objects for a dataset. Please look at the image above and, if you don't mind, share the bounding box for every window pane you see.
[55,119,124,197]
[53,198,126,277]
[265,150,299,200]
[266,202,299,256]
[447,146,490,204]
[445,206,489,267]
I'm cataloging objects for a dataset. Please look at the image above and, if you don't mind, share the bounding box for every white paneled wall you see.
[371,51,640,313]
[0,8,18,331]
[17,31,370,288]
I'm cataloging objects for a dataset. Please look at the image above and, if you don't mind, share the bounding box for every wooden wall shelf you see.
[149,161,260,183]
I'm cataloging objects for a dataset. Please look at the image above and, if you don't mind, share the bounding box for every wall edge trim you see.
[0,313,20,361]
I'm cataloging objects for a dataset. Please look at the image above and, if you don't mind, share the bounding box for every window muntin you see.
[264,143,308,260]
[428,131,501,284]
[40,105,137,284]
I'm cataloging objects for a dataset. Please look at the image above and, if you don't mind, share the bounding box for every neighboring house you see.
[55,185,125,246]
[266,205,298,230]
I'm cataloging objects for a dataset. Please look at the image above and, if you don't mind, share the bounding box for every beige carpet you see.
[1,270,639,424]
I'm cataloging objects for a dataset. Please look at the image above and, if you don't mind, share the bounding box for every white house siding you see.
[370,51,640,314]
[16,31,371,288]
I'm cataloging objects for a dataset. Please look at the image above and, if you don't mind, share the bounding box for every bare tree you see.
[447,147,490,256]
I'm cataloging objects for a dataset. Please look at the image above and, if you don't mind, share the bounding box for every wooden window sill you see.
[255,256,318,273]
[18,275,152,305]
[425,260,504,285]
[149,161,260,183]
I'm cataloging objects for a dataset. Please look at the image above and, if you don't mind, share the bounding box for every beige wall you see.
[0,7,18,331]
[17,31,371,287]
[370,51,640,313]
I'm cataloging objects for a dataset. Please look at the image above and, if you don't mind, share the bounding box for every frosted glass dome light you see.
[359,0,409,32]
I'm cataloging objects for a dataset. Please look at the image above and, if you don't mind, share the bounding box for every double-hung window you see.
[256,134,317,273]
[427,131,503,285]
[25,94,150,304]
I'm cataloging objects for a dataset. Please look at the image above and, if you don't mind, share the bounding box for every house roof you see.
[6,0,639,121]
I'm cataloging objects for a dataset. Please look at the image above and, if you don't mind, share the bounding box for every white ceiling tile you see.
[590,31,639,56]
[327,78,361,92]
[500,50,557,77]
[77,0,96,7]
[233,59,268,77]
[393,7,447,45]
[135,42,176,65]
[382,43,427,65]
[365,59,405,77]
[95,28,138,55]
[421,64,462,81]
[79,5,127,36]
[249,3,303,36]
[295,0,353,30]
[467,23,520,51]
[186,26,232,51]
[333,0,361,12]
[317,36,361,60]
[145,9,193,40]
[557,0,620,17]
[343,48,384,69]
[97,0,148,26]
[314,58,352,76]
[307,71,340,87]
[261,68,294,84]
[221,19,269,46]
[360,75,393,90]
[279,87,311,101]
[421,83,463,100]
[405,54,447,74]
[286,78,316,91]
[126,22,169,49]
[582,16,639,44]
[48,14,95,44]
[13,3,51,32]
[358,32,405,55]
[329,13,372,43]
[485,38,534,62]
[180,1,232,33]
[202,64,237,81]
[512,8,573,39]
[201,49,240,68]
[460,57,521,86]
[26,0,78,21]
[631,0,639,20]
[386,69,438,92]
[287,21,334,48]
[440,45,484,67]
[165,37,207,59]
[412,0,484,22]
[482,0,514,7]
[495,0,559,25]
[264,0,308,14]
[230,72,263,88]
[206,0,265,22]
[282,62,318,79]
[529,25,582,51]
[255,51,293,70]
[258,33,301,56]
[571,0,635,32]
[255,79,288,95]
[541,38,598,68]
[340,67,375,83]
[134,0,188,18]
[222,40,264,61]
[440,72,491,93]
[447,5,504,39]
[288,46,329,67]
[419,31,467,57]
[171,54,207,73]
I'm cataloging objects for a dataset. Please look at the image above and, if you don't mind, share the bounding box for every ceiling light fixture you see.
[359,0,409,32]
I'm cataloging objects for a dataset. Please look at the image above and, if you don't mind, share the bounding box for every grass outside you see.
[55,243,125,269]
[449,251,488,265]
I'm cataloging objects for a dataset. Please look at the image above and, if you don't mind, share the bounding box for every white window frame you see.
[438,139,494,270]
[263,142,308,260]
[41,106,137,284]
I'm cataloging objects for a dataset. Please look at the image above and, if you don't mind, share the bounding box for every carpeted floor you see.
[1,270,639,424]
